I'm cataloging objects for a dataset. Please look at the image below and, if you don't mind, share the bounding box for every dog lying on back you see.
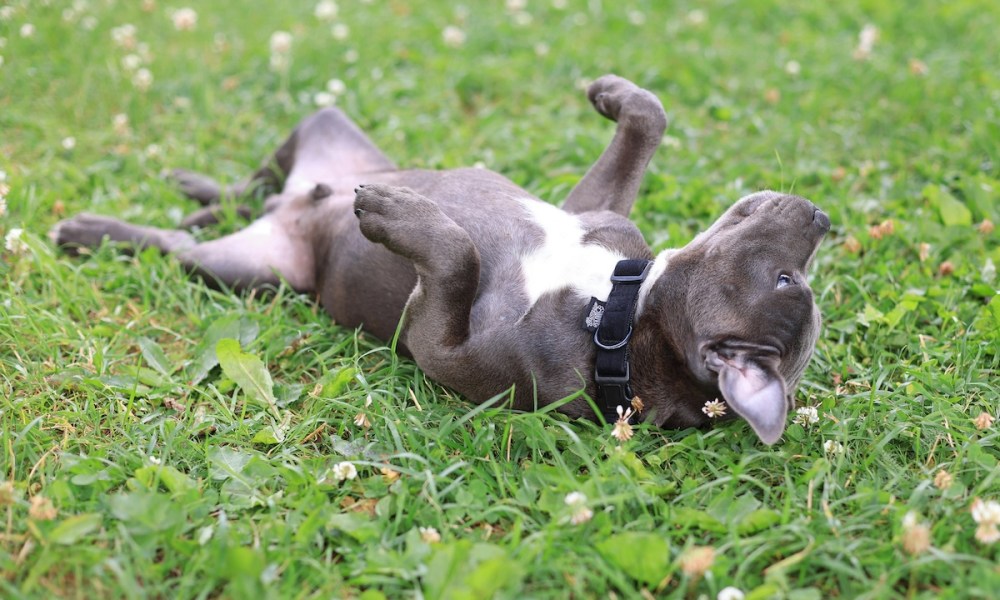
[51,75,829,444]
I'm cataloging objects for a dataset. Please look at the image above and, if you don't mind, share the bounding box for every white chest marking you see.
[518,199,625,305]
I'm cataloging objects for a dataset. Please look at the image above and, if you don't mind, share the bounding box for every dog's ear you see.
[706,348,787,445]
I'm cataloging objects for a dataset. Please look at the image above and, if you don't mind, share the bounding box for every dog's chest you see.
[516,199,625,304]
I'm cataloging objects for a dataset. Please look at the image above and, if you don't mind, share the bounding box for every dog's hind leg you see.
[171,107,397,206]
[50,196,317,293]
[562,75,667,217]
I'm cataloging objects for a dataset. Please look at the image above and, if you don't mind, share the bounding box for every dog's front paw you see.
[353,184,457,261]
[587,75,666,131]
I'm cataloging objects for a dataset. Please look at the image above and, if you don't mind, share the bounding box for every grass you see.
[1,0,998,598]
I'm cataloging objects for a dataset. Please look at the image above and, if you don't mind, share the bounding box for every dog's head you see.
[652,191,829,444]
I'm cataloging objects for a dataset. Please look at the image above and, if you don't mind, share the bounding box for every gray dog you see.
[51,75,829,444]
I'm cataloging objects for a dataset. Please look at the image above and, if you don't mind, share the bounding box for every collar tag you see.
[584,298,605,332]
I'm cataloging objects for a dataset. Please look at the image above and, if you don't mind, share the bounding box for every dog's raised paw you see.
[586,75,666,131]
[353,184,461,261]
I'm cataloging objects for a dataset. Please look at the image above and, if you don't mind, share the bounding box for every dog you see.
[50,75,829,444]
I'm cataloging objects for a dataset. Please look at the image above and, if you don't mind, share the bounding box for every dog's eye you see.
[776,274,794,289]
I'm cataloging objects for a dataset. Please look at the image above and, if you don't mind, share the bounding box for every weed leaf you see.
[595,532,672,585]
[48,513,103,545]
[215,338,279,419]
[137,336,173,376]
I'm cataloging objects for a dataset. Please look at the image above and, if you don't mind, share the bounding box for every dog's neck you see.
[627,255,725,428]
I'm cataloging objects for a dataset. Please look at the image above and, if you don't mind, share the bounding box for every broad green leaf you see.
[251,424,286,445]
[188,316,260,384]
[215,338,279,418]
[671,507,726,532]
[595,532,672,585]
[321,367,357,398]
[137,336,172,376]
[208,447,254,480]
[925,184,972,227]
[327,513,380,543]
[222,546,265,579]
[47,513,102,545]
[736,509,782,534]
[857,304,884,327]
[134,465,197,494]
[423,541,518,600]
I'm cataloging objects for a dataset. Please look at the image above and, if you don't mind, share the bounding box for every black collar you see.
[586,259,653,424]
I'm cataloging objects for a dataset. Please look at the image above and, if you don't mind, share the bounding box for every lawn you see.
[1,0,999,598]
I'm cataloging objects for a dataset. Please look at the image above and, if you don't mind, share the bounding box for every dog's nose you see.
[812,208,830,232]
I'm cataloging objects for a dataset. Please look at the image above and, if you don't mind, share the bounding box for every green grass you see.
[1,0,999,598]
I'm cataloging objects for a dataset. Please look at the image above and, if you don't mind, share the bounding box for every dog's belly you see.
[311,168,639,344]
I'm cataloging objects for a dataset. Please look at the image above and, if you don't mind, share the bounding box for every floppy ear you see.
[705,350,788,445]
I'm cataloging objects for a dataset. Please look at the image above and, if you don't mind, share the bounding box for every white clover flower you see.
[4,228,28,255]
[785,60,801,76]
[344,48,359,63]
[313,91,335,107]
[823,440,844,454]
[611,405,635,442]
[506,0,527,12]
[702,399,727,418]
[418,526,441,543]
[534,42,549,57]
[314,0,338,21]
[148,454,161,465]
[0,198,7,217]
[171,7,197,31]
[551,0,567,9]
[793,406,819,426]
[270,31,293,55]
[511,11,532,26]
[686,10,707,26]
[81,15,97,30]
[111,24,137,49]
[112,113,129,135]
[971,498,1000,545]
[0,55,4,69]
[973,412,995,431]
[61,136,76,150]
[627,10,646,26]
[20,23,35,38]
[331,461,357,481]
[565,491,593,525]
[132,68,153,91]
[0,6,14,21]
[122,53,142,71]
[442,25,466,48]
[717,587,745,600]
[326,78,346,96]
[331,23,349,41]
[901,510,931,555]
